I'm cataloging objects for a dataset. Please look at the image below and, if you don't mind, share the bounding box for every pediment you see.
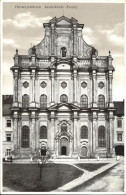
[48,102,80,111]
[57,19,70,25]
[57,16,71,25]
[58,105,70,110]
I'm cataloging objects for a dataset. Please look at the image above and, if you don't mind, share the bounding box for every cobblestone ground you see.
[74,160,124,192]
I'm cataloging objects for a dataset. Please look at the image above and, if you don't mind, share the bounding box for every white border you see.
[1,0,125,194]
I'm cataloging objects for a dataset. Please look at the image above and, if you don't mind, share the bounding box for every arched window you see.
[98,126,106,147]
[80,95,88,108]
[81,126,88,139]
[22,94,29,108]
[40,94,47,109]
[40,126,47,139]
[61,123,67,133]
[22,126,29,148]
[60,94,68,103]
[61,47,67,57]
[98,95,105,107]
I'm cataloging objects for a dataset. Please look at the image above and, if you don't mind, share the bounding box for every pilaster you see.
[30,112,36,153]
[49,111,56,152]
[72,111,79,156]
[13,112,19,151]
[91,112,98,157]
[91,56,97,107]
[50,58,56,105]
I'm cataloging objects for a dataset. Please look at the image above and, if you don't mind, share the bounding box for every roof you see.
[3,95,13,116]
[113,101,124,116]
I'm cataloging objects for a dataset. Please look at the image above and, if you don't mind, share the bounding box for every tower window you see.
[22,94,29,108]
[40,126,47,139]
[40,95,47,109]
[22,126,29,148]
[98,95,105,107]
[60,94,68,103]
[98,126,106,147]
[81,126,88,139]
[80,95,88,108]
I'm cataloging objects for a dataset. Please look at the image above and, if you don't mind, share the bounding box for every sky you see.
[2,2,125,101]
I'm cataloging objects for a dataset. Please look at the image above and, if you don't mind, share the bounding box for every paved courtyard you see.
[72,160,124,192]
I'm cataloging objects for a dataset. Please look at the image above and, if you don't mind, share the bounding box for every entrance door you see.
[61,146,67,155]
[81,147,87,156]
[41,149,46,156]
[60,137,69,156]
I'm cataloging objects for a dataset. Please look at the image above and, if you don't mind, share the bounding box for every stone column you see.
[70,139,72,157]
[73,69,78,104]
[35,118,39,150]
[109,112,114,155]
[92,112,97,156]
[73,118,77,151]
[91,54,97,107]
[51,24,55,55]
[73,25,77,55]
[50,112,55,151]
[108,71,113,105]
[17,115,21,148]
[108,51,114,107]
[13,112,18,151]
[13,70,19,106]
[30,69,36,107]
[56,139,59,157]
[106,73,109,106]
[73,112,79,152]
[30,112,36,153]
[50,69,55,104]
[92,69,97,107]
[88,115,93,155]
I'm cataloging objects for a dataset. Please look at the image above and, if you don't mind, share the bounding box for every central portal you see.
[60,137,69,156]
[61,146,66,155]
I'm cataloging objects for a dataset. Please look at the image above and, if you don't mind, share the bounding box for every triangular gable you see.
[58,105,70,110]
[48,102,80,111]
[57,16,71,24]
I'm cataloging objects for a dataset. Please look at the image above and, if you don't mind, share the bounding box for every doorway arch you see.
[60,137,69,156]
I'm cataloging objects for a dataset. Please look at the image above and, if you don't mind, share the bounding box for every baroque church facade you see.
[11,16,115,158]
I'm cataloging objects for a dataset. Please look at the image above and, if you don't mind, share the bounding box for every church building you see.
[11,16,115,158]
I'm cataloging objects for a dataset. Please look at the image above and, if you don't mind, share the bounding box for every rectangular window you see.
[117,120,122,128]
[117,133,122,141]
[6,149,11,156]
[6,133,11,142]
[7,120,11,127]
